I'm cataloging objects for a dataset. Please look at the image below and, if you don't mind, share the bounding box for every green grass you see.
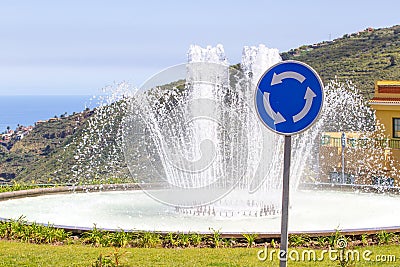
[1,240,400,266]
[0,241,257,267]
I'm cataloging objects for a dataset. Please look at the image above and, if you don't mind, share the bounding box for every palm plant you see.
[209,228,222,248]
[189,232,202,247]
[242,233,258,247]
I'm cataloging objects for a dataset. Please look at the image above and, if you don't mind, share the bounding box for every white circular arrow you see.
[270,71,306,86]
[292,87,316,122]
[262,92,286,124]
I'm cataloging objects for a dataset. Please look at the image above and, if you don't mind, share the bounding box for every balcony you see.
[321,135,400,149]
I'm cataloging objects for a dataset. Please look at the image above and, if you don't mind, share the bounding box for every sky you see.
[0,0,399,95]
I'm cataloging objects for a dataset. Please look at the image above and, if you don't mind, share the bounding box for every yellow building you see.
[370,80,400,138]
[368,81,400,177]
[317,81,400,186]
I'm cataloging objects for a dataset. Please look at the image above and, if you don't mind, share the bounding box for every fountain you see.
[119,44,312,219]
[1,44,400,234]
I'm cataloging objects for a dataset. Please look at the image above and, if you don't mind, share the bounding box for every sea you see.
[0,95,100,132]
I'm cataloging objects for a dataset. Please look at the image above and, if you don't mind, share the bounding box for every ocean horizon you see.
[0,95,99,132]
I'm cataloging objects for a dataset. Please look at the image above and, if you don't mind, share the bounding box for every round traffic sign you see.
[255,60,324,135]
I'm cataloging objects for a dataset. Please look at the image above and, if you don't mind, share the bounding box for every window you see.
[393,118,400,138]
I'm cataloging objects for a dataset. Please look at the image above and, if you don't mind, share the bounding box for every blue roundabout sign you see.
[255,60,324,135]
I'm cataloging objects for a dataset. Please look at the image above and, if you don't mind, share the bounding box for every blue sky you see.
[0,0,399,95]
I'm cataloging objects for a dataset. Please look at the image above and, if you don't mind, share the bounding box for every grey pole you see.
[341,132,346,184]
[280,135,291,267]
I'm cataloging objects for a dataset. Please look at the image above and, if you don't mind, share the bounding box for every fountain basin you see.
[0,189,399,234]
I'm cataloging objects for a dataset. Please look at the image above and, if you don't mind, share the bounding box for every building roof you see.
[376,81,400,86]
[375,81,400,94]
[371,80,400,103]
[370,97,400,104]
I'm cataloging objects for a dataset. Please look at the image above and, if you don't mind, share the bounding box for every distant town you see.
[1,125,34,145]
[0,108,90,150]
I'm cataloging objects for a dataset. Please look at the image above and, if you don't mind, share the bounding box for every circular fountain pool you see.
[1,189,399,233]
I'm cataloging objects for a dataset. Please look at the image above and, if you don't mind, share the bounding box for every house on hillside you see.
[366,27,374,33]
[35,120,46,125]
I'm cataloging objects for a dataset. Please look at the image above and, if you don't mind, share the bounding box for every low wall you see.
[0,183,142,201]
[299,182,400,194]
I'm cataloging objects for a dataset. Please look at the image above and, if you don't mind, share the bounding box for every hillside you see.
[281,25,400,98]
[0,101,133,184]
[0,110,94,183]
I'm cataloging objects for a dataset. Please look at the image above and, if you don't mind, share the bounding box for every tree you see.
[390,55,396,66]
[42,145,51,155]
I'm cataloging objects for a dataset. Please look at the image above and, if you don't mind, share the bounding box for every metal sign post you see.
[255,60,324,267]
[280,135,291,266]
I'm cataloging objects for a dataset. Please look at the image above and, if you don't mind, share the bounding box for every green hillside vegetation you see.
[281,25,400,98]
[1,24,400,183]
[0,110,94,183]
[0,100,133,184]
